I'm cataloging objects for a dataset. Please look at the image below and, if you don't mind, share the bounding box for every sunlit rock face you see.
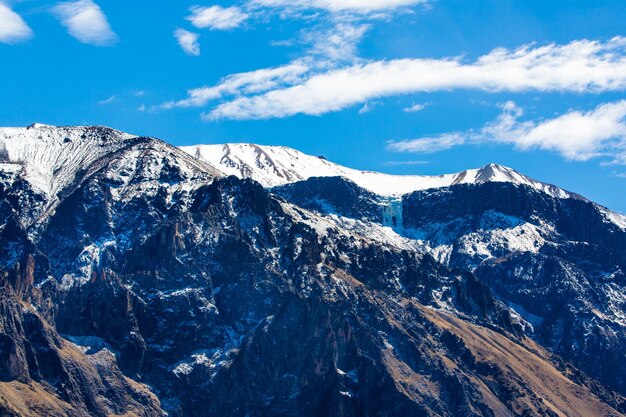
[1,125,625,416]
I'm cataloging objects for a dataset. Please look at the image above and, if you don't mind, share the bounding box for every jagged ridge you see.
[181,143,576,199]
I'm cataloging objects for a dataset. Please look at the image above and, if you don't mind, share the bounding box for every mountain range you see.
[0,123,625,417]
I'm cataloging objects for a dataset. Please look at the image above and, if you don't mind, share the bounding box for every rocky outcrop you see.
[402,182,626,265]
[0,273,164,417]
[273,176,383,222]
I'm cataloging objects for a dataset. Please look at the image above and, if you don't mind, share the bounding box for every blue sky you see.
[2,0,626,212]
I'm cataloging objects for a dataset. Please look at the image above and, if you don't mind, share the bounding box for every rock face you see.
[401,183,626,395]
[0,274,163,417]
[0,124,625,416]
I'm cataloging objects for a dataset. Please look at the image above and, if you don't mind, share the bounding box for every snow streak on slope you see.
[601,208,626,230]
[0,124,137,199]
[181,143,574,198]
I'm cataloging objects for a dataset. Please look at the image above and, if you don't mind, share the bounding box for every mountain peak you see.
[0,125,574,201]
[479,162,510,172]
[183,143,573,199]
[474,163,523,183]
[27,122,54,129]
[0,124,138,199]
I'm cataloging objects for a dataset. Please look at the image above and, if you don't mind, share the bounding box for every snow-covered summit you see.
[0,126,576,201]
[181,143,573,199]
[0,124,603,224]
[27,123,54,129]
[0,124,137,199]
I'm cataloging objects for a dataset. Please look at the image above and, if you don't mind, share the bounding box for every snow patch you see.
[601,207,626,231]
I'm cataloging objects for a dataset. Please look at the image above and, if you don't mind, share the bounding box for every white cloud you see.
[163,21,368,110]
[493,100,626,162]
[251,0,427,13]
[163,61,310,109]
[388,133,465,153]
[304,22,369,62]
[387,100,626,165]
[174,28,200,56]
[203,37,626,120]
[269,20,370,68]
[0,3,33,44]
[51,0,117,46]
[164,0,426,113]
[187,5,248,30]
[403,102,428,112]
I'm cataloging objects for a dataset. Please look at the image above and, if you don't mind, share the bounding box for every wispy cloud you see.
[383,160,430,166]
[250,0,427,13]
[51,0,117,46]
[187,5,249,30]
[200,37,626,120]
[250,0,415,62]
[0,3,33,44]
[388,133,465,153]
[387,100,626,166]
[162,19,370,111]
[160,0,435,121]
[174,28,200,56]
[403,102,428,112]
[163,0,432,116]
[163,61,310,109]
[97,95,116,105]
[358,100,380,114]
[303,22,369,63]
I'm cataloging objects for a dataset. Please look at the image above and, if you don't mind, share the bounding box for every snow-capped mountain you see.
[1,125,625,417]
[0,124,137,198]
[182,142,626,233]
[181,142,574,198]
[0,124,221,230]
